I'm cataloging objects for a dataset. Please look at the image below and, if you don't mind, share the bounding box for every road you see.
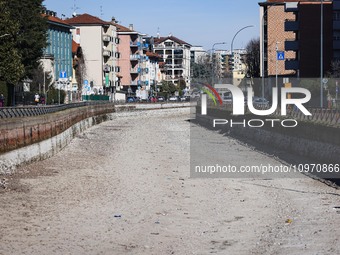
[0,108,339,255]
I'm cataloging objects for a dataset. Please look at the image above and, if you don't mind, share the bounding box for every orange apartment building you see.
[259,0,334,79]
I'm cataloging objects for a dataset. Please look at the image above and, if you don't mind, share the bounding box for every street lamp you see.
[211,42,227,85]
[230,25,254,85]
[275,41,280,88]
[320,0,324,108]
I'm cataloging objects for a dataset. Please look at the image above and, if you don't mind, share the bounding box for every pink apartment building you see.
[114,22,145,93]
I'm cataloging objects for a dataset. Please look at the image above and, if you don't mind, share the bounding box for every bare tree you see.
[244,38,260,78]
[329,60,340,78]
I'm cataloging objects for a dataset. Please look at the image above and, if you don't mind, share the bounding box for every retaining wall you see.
[0,103,191,174]
[195,108,340,164]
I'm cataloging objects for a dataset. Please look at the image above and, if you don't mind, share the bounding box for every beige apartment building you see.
[153,35,191,88]
[66,14,118,95]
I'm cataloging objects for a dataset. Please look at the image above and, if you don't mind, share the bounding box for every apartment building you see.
[153,35,191,88]
[213,49,247,86]
[259,0,336,78]
[259,0,297,78]
[43,10,73,87]
[190,46,208,64]
[144,51,162,94]
[283,0,333,77]
[113,22,149,94]
[66,14,118,94]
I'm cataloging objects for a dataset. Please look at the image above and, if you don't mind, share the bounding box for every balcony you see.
[130,41,140,47]
[173,64,184,69]
[285,19,299,31]
[103,50,111,57]
[285,40,299,51]
[103,65,112,72]
[130,67,140,73]
[334,20,340,30]
[139,80,149,86]
[103,35,112,42]
[285,58,299,70]
[130,54,140,61]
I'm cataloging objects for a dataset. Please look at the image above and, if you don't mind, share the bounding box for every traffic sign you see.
[277,51,285,60]
[60,71,67,79]
[84,80,88,86]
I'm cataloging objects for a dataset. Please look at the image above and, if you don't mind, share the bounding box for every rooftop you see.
[66,13,111,26]
[154,35,191,46]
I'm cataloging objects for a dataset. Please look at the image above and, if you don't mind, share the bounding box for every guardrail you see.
[286,108,340,126]
[0,101,113,119]
[201,101,340,127]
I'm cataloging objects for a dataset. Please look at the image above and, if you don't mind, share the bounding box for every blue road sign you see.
[84,80,88,86]
[60,71,67,79]
[277,51,285,61]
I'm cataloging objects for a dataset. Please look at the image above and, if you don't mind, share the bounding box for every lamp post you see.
[275,41,280,88]
[231,25,254,85]
[211,42,227,85]
[320,0,324,108]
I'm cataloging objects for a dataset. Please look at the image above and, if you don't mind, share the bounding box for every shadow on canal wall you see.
[193,108,340,185]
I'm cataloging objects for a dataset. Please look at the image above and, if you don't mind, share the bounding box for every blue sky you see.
[43,0,260,51]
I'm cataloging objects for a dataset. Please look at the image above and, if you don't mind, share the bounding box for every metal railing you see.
[285,107,340,125]
[0,101,113,119]
[201,100,340,127]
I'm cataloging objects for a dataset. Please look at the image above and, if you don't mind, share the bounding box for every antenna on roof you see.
[100,5,103,19]
[157,27,160,39]
[71,0,79,17]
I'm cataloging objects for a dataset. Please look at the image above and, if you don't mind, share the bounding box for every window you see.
[115,66,121,72]
[333,11,340,21]
[115,52,121,59]
[115,37,120,44]
[334,31,340,41]
[76,28,80,35]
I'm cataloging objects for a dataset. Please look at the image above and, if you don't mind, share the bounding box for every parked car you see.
[169,96,179,102]
[157,96,165,102]
[149,96,157,103]
[126,96,136,103]
[222,96,232,103]
[252,97,270,107]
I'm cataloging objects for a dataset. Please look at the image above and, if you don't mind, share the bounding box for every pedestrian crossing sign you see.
[277,51,285,60]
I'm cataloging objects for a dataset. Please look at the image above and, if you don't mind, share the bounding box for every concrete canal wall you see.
[0,103,191,174]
